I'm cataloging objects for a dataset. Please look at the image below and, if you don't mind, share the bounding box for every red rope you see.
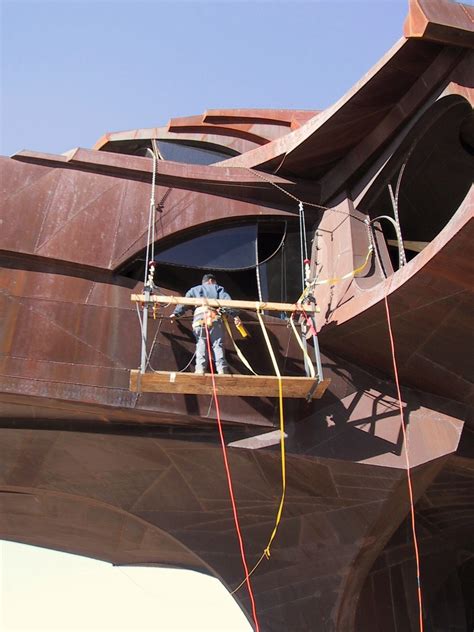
[384,292,424,631]
[203,323,260,632]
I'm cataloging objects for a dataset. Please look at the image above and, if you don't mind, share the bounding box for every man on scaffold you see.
[170,273,242,375]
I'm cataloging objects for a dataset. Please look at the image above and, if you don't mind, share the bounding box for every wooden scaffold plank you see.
[131,295,320,313]
[130,370,331,400]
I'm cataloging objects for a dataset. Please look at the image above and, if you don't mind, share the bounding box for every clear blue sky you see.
[1,0,408,157]
[1,1,409,631]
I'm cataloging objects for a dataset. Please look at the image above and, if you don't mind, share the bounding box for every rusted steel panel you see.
[404,0,474,48]
[1,5,473,630]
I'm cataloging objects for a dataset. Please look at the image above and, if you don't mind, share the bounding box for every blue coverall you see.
[172,283,236,374]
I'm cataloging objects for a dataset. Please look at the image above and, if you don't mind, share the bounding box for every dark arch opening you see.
[119,218,310,304]
[360,95,474,270]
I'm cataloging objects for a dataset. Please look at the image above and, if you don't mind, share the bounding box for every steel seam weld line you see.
[203,322,260,632]
[384,287,424,632]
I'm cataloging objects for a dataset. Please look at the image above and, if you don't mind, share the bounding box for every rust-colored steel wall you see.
[1,2,473,629]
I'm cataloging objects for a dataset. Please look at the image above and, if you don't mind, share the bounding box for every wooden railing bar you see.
[131,294,319,313]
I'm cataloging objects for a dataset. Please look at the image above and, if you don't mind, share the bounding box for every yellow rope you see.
[222,316,258,376]
[231,310,287,595]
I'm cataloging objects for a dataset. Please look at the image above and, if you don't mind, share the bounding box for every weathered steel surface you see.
[0,427,464,631]
[320,191,474,406]
[94,109,320,154]
[219,41,466,180]
[0,1,473,630]
[404,0,474,48]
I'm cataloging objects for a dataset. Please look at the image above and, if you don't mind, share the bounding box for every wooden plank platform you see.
[130,370,331,400]
[131,294,320,313]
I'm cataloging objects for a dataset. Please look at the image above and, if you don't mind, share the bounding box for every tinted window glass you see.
[155,224,257,269]
[123,219,307,309]
[261,230,304,304]
[157,140,237,165]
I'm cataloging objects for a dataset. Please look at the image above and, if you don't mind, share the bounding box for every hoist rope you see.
[151,138,163,161]
[298,201,307,293]
[255,230,263,302]
[384,288,424,632]
[136,148,160,374]
[143,148,158,285]
[203,322,260,632]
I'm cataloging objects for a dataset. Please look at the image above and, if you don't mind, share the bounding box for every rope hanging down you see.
[143,147,159,285]
[256,309,286,561]
[204,321,261,632]
[298,201,308,293]
[232,309,288,595]
[370,217,424,631]
[138,147,160,374]
[384,288,424,632]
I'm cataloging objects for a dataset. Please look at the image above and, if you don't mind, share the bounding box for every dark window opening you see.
[98,139,153,157]
[151,264,259,300]
[156,140,239,165]
[260,230,304,305]
[120,220,310,306]
[98,139,239,165]
[155,224,258,270]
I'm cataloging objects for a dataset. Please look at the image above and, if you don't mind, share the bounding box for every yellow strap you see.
[296,245,374,305]
[223,316,258,376]
[256,310,286,559]
[314,245,373,287]
[231,311,287,595]
[289,316,315,378]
